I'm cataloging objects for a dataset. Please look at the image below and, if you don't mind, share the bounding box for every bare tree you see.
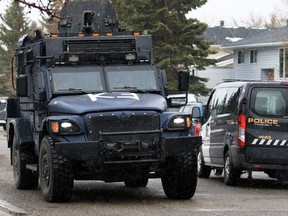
[0,0,61,19]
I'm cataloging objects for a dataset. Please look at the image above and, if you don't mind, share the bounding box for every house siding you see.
[195,67,232,89]
[233,47,281,80]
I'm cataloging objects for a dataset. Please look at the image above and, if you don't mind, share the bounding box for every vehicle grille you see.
[86,111,160,140]
[64,39,136,53]
[86,111,161,161]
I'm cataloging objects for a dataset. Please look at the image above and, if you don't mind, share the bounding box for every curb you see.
[0,199,27,216]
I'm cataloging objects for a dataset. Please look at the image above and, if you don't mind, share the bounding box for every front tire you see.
[12,135,38,189]
[223,150,241,186]
[161,151,197,199]
[39,137,74,202]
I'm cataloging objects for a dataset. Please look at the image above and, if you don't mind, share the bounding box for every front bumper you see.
[54,136,202,164]
[0,119,6,125]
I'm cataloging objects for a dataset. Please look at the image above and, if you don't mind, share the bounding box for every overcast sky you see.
[0,0,287,27]
[188,0,287,26]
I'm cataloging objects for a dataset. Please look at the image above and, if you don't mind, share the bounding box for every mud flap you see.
[164,136,202,157]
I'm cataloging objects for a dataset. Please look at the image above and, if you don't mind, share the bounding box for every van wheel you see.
[161,151,197,199]
[223,151,241,186]
[12,135,38,189]
[39,137,74,202]
[197,147,211,178]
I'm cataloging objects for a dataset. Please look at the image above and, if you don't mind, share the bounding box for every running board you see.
[26,164,37,172]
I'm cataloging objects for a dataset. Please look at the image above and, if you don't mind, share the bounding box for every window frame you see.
[237,50,245,64]
[250,49,257,64]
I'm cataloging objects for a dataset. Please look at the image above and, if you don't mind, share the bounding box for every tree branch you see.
[14,0,61,19]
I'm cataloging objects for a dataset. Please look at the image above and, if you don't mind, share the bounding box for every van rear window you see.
[251,89,286,116]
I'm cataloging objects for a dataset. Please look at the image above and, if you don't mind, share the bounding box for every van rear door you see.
[245,85,288,165]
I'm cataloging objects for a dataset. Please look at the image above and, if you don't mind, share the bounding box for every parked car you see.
[198,81,288,185]
[0,99,6,130]
[167,93,197,105]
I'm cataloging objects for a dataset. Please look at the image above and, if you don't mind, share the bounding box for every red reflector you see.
[253,164,261,168]
[194,123,201,136]
[238,114,246,129]
[238,139,245,147]
[238,114,246,147]
[281,82,288,85]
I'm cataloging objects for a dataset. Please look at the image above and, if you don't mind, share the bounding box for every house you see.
[194,22,268,89]
[223,26,288,81]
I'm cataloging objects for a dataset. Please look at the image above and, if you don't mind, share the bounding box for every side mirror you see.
[16,75,28,97]
[191,106,201,119]
[191,105,203,123]
[178,70,190,91]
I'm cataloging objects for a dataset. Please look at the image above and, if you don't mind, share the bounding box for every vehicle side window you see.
[224,88,240,114]
[204,87,240,123]
[203,90,215,122]
[212,88,227,116]
[251,89,286,116]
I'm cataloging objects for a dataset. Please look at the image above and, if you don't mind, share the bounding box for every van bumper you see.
[238,154,288,171]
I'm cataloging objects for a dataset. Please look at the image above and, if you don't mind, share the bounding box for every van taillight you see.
[194,122,201,136]
[281,82,288,86]
[238,114,246,147]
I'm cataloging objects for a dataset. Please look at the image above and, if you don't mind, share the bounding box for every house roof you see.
[203,26,268,46]
[223,26,288,49]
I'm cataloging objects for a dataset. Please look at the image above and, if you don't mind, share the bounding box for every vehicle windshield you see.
[50,66,104,93]
[106,66,158,91]
[0,101,6,111]
[50,66,159,94]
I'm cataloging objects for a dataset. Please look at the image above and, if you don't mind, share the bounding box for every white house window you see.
[279,48,288,78]
[250,50,257,63]
[237,50,244,64]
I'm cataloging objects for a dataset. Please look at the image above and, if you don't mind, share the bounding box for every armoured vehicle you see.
[6,0,201,202]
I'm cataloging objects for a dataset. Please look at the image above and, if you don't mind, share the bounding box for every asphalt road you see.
[1,128,288,216]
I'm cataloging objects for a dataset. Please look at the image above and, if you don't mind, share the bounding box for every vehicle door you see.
[245,86,288,165]
[202,87,239,166]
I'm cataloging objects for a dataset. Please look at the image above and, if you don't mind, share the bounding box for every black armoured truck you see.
[6,0,202,202]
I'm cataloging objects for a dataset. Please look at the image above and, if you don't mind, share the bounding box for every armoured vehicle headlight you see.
[167,116,191,130]
[69,55,79,62]
[50,120,81,134]
[125,53,136,61]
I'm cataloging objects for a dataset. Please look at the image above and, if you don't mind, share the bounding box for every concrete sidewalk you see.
[0,209,12,216]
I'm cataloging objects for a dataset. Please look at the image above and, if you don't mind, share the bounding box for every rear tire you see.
[223,150,241,186]
[161,151,197,199]
[197,147,211,178]
[12,135,38,189]
[39,136,74,202]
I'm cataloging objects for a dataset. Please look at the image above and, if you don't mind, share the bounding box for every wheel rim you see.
[224,155,230,179]
[197,151,202,173]
[42,154,50,187]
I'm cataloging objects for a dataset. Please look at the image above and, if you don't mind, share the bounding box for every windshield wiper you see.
[57,88,89,94]
[113,86,146,93]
